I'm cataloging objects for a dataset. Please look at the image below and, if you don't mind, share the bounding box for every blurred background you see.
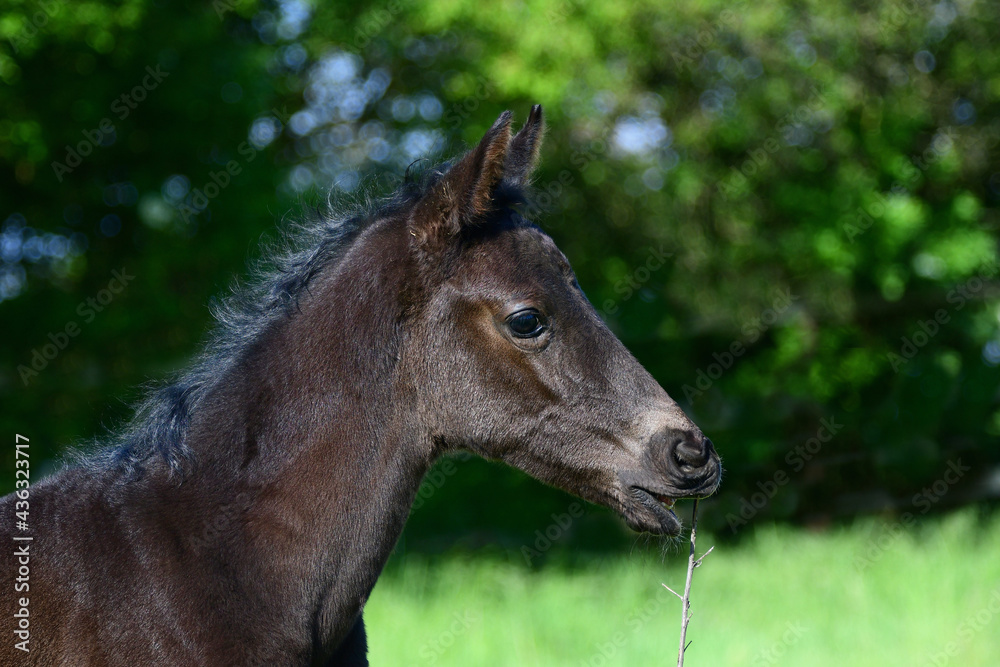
[2,0,999,664]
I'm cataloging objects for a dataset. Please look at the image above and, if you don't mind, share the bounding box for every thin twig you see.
[661,498,714,667]
[662,584,682,599]
[694,546,715,568]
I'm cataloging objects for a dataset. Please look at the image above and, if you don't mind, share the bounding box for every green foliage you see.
[1,0,998,541]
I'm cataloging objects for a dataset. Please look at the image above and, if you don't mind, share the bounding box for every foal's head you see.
[399,106,720,535]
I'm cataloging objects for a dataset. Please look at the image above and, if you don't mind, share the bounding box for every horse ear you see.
[410,110,513,245]
[504,104,544,185]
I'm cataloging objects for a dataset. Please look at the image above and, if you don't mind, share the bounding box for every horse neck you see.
[168,218,434,643]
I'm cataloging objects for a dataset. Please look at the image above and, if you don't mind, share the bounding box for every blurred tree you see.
[1,0,997,545]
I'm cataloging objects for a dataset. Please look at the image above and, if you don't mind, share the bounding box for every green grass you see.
[366,509,1000,666]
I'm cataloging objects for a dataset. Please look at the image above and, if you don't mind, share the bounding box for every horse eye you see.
[507,310,546,338]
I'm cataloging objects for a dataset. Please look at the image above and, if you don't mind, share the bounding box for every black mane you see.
[87,162,528,480]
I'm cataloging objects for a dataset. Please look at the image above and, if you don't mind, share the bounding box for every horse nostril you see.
[672,433,711,469]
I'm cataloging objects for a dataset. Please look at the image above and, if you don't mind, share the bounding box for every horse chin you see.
[622,487,683,536]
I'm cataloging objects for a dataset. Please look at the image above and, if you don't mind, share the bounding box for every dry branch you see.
[662,498,714,667]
